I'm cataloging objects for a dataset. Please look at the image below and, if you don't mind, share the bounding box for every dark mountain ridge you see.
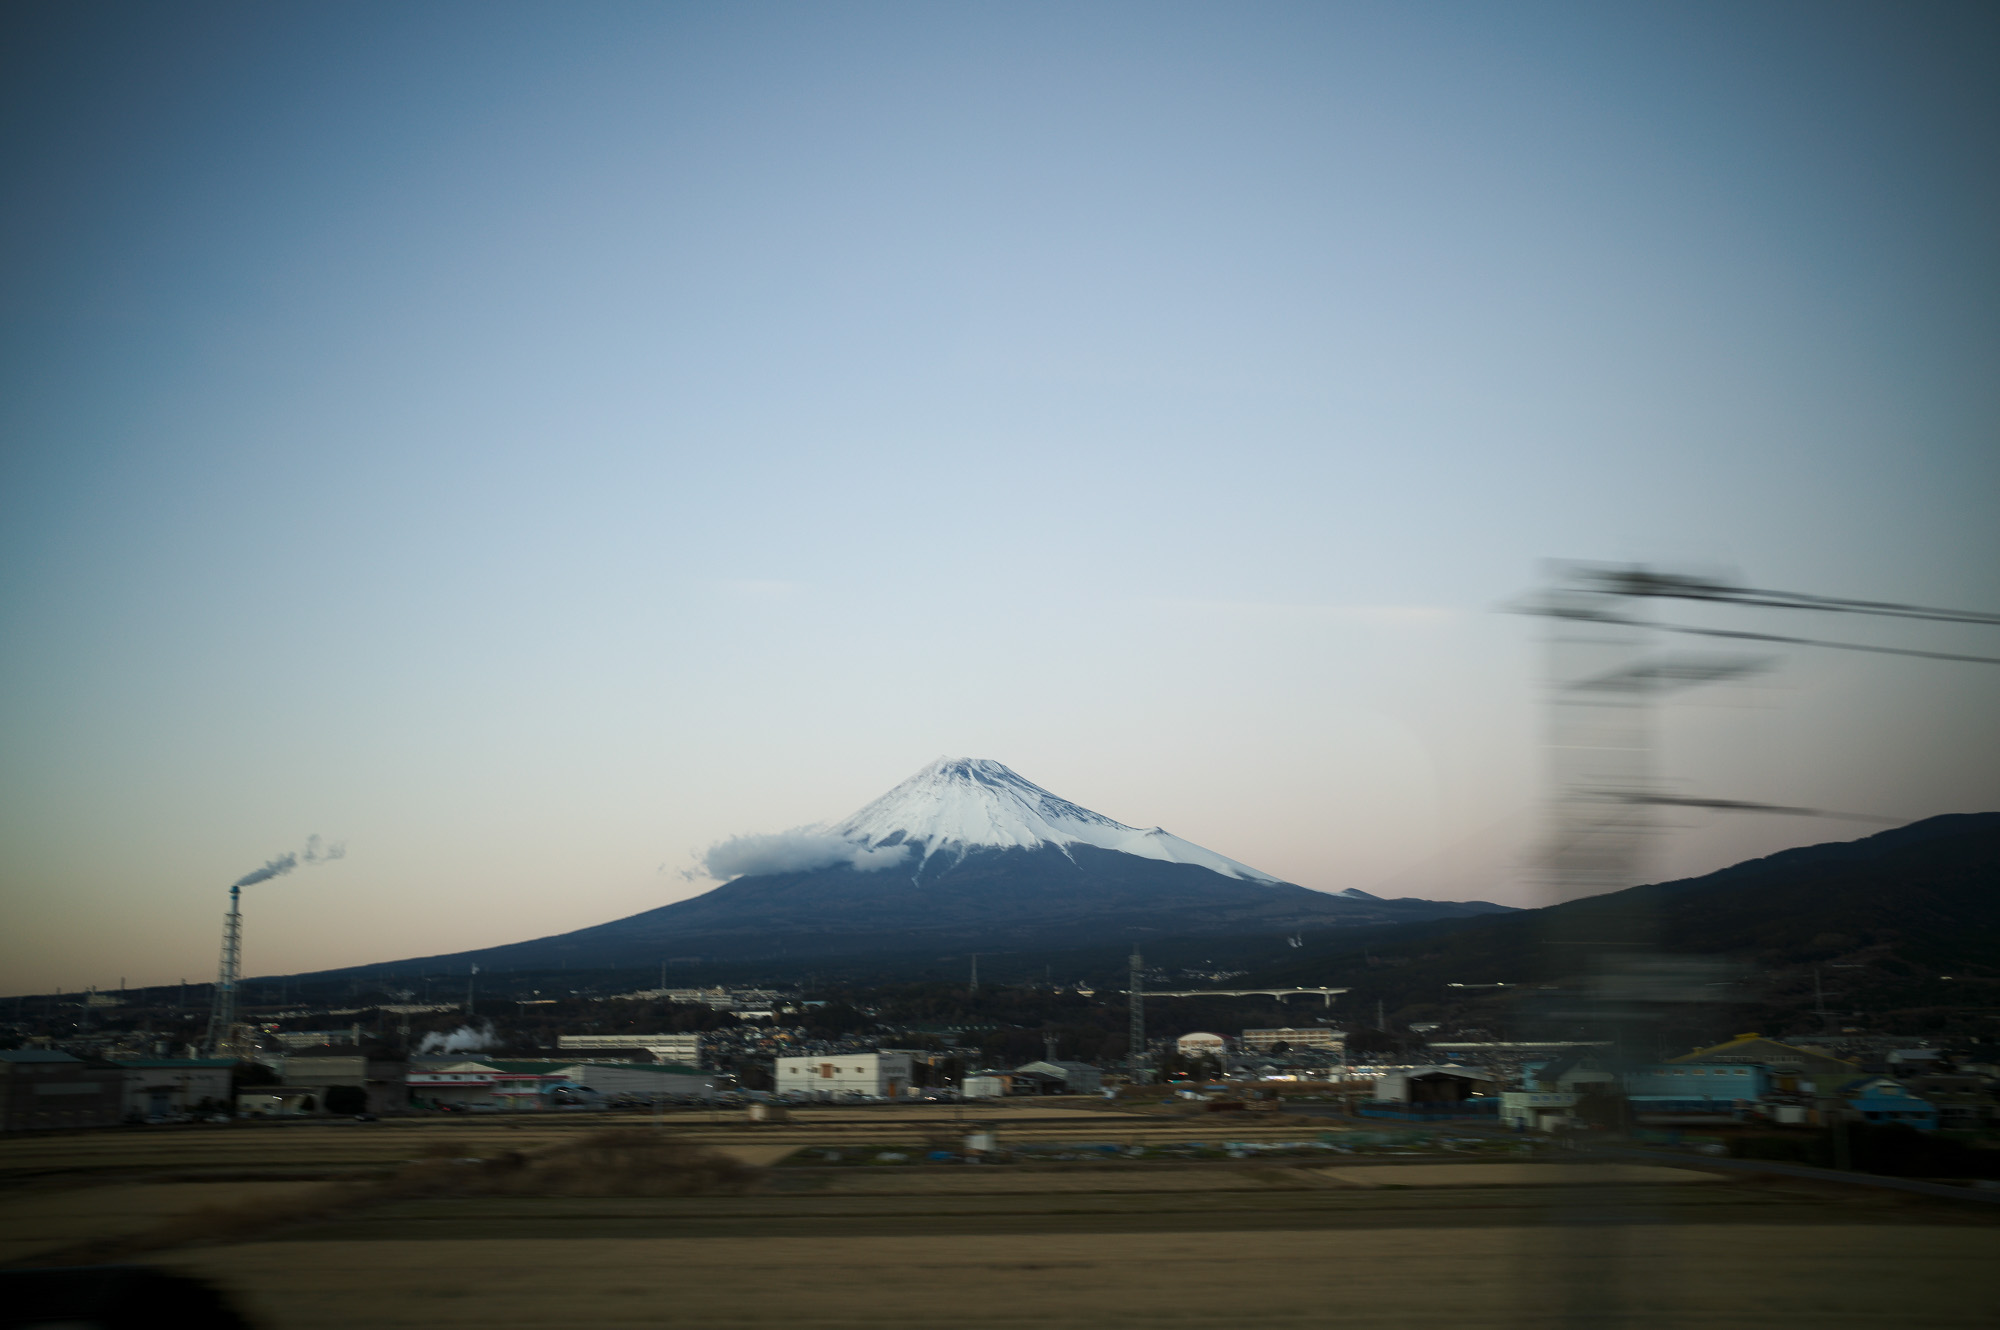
[292,843,1514,982]
[1238,812,2000,1031]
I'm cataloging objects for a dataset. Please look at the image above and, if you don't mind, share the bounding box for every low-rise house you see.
[1843,1077,1939,1130]
[0,1050,124,1131]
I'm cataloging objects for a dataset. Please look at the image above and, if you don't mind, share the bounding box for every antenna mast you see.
[1127,947,1146,1084]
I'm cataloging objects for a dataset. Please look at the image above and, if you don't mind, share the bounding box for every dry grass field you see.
[157,1227,1999,1330]
[4,1105,1996,1329]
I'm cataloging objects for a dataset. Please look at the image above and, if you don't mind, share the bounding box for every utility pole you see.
[1127,947,1146,1085]
[969,954,979,994]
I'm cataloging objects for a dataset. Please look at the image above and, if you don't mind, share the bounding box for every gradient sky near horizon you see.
[4,2,1997,995]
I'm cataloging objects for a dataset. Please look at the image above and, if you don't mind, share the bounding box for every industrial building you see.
[406,1057,716,1110]
[1373,1066,1499,1102]
[282,1052,409,1115]
[1240,1028,1342,1053]
[112,1058,233,1119]
[775,1052,913,1099]
[556,1033,704,1066]
[0,1050,123,1131]
[1012,1060,1103,1093]
[1669,1034,1857,1096]
[1176,1032,1228,1058]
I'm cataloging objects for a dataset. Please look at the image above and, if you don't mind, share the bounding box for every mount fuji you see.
[317,759,1516,976]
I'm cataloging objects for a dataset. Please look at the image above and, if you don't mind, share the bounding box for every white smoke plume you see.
[302,834,346,864]
[418,1021,497,1055]
[230,835,346,888]
[701,831,909,880]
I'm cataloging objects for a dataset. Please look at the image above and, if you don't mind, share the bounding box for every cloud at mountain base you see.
[701,831,909,880]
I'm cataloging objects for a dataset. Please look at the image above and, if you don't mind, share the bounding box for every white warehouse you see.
[776,1052,914,1099]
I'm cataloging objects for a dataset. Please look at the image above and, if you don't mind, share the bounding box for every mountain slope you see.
[1239,812,2000,1020]
[292,758,1514,979]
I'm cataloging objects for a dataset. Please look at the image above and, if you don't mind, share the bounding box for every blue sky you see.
[4,2,1996,993]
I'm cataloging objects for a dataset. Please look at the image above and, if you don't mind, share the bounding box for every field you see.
[4,1104,1996,1328]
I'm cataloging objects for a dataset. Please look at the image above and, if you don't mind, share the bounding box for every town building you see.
[560,1060,716,1100]
[236,1087,323,1116]
[111,1058,233,1119]
[775,1052,913,1099]
[282,1052,409,1114]
[1499,1091,1578,1131]
[1622,1063,1768,1120]
[1670,1034,1856,1095]
[556,1033,703,1066]
[1012,1060,1103,1093]
[1240,1028,1342,1053]
[0,1050,124,1131]
[1532,1049,1620,1093]
[1900,1073,1996,1130]
[1843,1077,1939,1130]
[407,1058,716,1110]
[1374,1066,1498,1103]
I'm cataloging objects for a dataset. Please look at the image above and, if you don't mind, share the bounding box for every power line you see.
[1575,568,2000,628]
[1625,613,2000,667]
[1529,601,2000,666]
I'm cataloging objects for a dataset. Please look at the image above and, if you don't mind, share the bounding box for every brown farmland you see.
[3,1104,1994,1329]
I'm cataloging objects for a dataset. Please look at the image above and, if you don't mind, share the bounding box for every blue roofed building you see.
[1842,1077,1939,1130]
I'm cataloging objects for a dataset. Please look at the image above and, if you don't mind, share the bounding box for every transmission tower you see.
[1529,564,1766,902]
[203,884,244,1056]
[1518,560,1994,902]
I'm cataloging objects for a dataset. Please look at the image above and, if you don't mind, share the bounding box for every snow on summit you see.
[826,757,1283,883]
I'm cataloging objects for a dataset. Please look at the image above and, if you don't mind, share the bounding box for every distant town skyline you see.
[3,2,1997,994]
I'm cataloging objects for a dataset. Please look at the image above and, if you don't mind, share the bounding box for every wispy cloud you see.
[698,831,909,880]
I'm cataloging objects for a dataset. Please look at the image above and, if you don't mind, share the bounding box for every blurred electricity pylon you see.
[1517,562,2000,905]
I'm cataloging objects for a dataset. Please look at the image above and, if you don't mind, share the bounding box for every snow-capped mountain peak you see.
[826,757,1282,883]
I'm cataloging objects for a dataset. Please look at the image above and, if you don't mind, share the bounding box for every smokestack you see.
[205,837,347,1056]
